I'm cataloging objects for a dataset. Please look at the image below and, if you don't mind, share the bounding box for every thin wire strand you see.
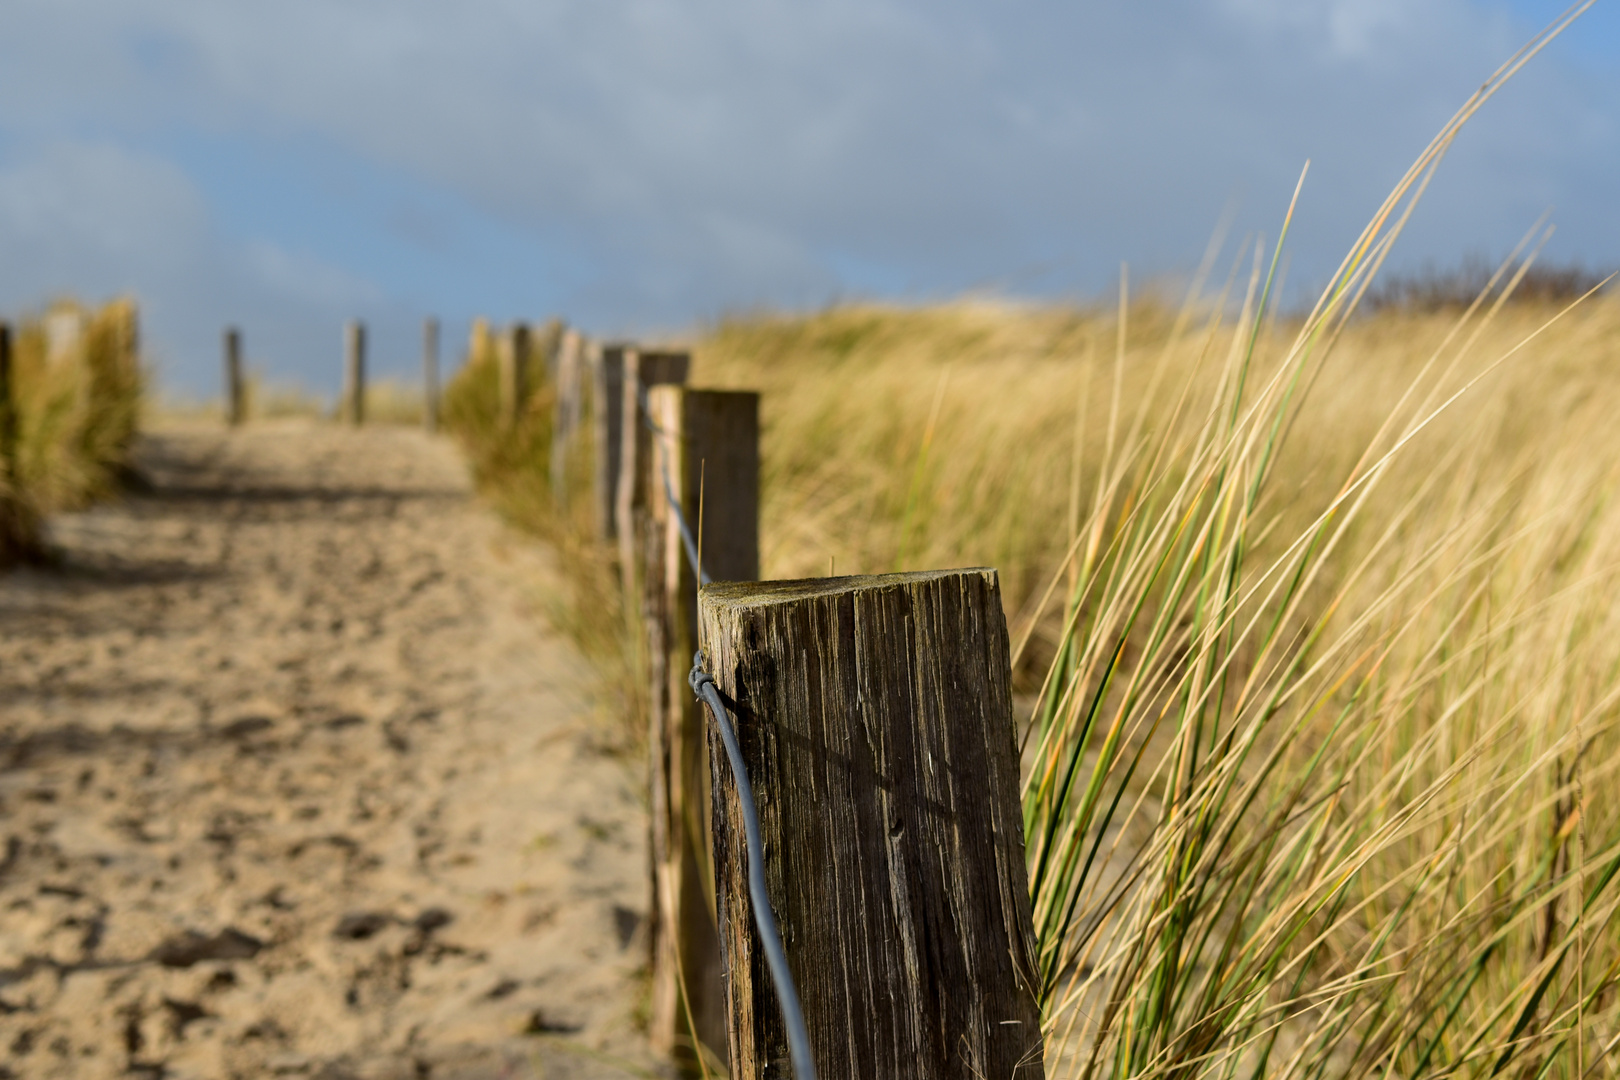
[691,655,818,1080]
[640,385,711,586]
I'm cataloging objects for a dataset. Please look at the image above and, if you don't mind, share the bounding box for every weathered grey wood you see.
[342,320,366,426]
[499,322,530,429]
[645,387,759,1071]
[700,569,1045,1079]
[422,317,440,433]
[224,327,244,427]
[616,348,690,578]
[537,317,565,386]
[591,343,627,541]
[550,329,585,506]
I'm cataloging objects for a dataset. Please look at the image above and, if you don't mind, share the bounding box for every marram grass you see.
[683,289,1620,1076]
[1,297,144,563]
[447,11,1619,1074]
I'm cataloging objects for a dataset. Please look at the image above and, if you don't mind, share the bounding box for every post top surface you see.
[699,567,997,612]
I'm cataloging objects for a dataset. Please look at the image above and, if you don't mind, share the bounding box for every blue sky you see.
[0,1,1615,395]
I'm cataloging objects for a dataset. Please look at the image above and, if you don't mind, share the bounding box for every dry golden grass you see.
[685,295,1620,677]
[1,298,144,562]
[446,277,1620,1077]
[681,280,1620,1075]
[445,14,1620,1072]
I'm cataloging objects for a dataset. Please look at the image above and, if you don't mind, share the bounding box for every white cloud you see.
[0,137,390,391]
[0,0,1612,390]
[1220,0,1423,57]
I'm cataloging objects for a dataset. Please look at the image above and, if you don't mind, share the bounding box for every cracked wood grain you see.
[701,569,1044,1079]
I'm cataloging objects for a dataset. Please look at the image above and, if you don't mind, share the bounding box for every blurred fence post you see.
[644,386,758,1070]
[224,327,244,427]
[550,329,585,507]
[0,323,14,488]
[538,317,565,387]
[343,320,366,425]
[616,348,690,577]
[0,320,36,564]
[698,569,1045,1078]
[423,317,440,434]
[591,343,627,541]
[499,322,530,429]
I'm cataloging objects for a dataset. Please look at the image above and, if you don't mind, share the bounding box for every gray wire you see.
[637,384,711,587]
[660,461,710,588]
[690,654,818,1080]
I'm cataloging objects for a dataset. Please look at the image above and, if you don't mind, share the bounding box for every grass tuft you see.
[1,297,144,564]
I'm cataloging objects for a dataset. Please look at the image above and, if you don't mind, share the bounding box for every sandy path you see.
[0,422,656,1079]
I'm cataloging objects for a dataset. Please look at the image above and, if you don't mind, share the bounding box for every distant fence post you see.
[538,317,565,387]
[343,320,366,425]
[550,328,585,506]
[423,317,440,433]
[591,343,627,541]
[224,327,245,427]
[0,319,38,564]
[500,322,530,429]
[616,348,690,577]
[645,386,759,1070]
[698,569,1045,1078]
[0,323,14,489]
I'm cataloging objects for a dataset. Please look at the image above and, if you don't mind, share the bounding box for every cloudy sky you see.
[0,1,1615,394]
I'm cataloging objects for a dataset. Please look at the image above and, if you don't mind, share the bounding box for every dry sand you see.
[0,422,657,1079]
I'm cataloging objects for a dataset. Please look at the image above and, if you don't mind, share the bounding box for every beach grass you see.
[1,297,144,563]
[443,9,1620,1072]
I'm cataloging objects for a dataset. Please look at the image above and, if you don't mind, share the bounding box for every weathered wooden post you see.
[645,386,759,1070]
[699,569,1045,1079]
[616,348,690,577]
[468,317,493,371]
[342,320,366,425]
[591,343,627,541]
[0,323,15,487]
[224,327,245,427]
[422,317,440,434]
[550,329,585,506]
[537,317,565,386]
[499,322,530,429]
[0,320,35,564]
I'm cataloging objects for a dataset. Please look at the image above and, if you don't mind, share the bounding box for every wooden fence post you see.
[224,327,244,427]
[0,320,37,565]
[699,569,1045,1079]
[343,320,366,425]
[0,323,14,488]
[537,317,565,386]
[550,329,585,506]
[423,317,440,434]
[499,322,530,429]
[591,343,627,541]
[616,348,690,577]
[645,386,759,1071]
